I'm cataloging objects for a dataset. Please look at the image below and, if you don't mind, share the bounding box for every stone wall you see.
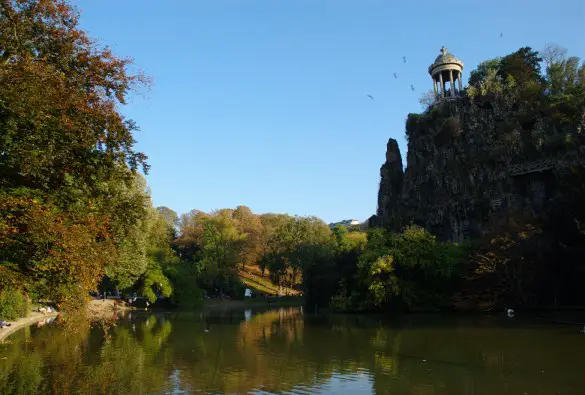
[375,96,585,241]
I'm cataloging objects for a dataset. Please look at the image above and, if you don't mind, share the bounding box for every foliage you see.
[469,221,546,307]
[418,89,439,109]
[0,0,148,194]
[233,205,264,271]
[333,226,466,310]
[468,58,502,87]
[165,261,203,308]
[264,216,332,292]
[0,190,116,306]
[498,47,544,88]
[543,47,585,125]
[0,287,29,320]
[0,0,154,315]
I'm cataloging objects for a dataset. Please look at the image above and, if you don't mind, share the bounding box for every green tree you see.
[356,226,464,309]
[103,174,151,290]
[233,205,264,271]
[265,216,332,294]
[156,206,179,237]
[468,58,502,87]
[498,47,544,88]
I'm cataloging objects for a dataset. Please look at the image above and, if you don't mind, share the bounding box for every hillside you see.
[239,265,300,296]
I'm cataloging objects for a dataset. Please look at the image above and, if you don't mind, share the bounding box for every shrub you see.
[0,288,30,321]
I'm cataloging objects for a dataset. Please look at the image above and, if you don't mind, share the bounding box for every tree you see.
[138,208,178,303]
[497,47,544,88]
[468,58,502,87]
[0,190,116,310]
[258,213,292,276]
[174,209,208,262]
[356,226,464,309]
[232,205,264,271]
[156,206,179,237]
[102,174,151,290]
[542,43,568,70]
[0,0,148,194]
[418,89,439,109]
[196,210,244,296]
[266,216,332,292]
[0,0,151,312]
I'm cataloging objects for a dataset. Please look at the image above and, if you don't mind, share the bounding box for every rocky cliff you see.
[373,96,585,242]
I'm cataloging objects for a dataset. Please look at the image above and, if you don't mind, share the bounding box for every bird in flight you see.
[367,94,374,100]
[500,32,503,38]
[410,85,415,92]
[393,72,398,79]
[403,56,407,63]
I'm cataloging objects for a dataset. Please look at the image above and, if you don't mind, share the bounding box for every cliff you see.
[374,96,585,242]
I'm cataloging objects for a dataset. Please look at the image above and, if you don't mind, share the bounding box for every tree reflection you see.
[1,310,585,394]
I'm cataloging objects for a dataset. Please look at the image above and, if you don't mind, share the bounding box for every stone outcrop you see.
[375,139,403,227]
[374,97,585,241]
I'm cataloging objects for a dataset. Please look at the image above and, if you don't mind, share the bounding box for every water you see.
[1,307,585,394]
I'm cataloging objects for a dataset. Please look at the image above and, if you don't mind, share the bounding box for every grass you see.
[238,265,300,296]
[241,277,277,295]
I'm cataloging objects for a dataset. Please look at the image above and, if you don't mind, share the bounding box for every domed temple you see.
[428,46,464,98]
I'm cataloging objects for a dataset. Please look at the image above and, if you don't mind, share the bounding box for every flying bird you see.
[393,72,398,79]
[403,56,407,63]
[410,85,415,92]
[500,32,503,38]
[367,94,374,100]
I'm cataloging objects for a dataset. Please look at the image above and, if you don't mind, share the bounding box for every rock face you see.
[375,97,585,241]
[376,139,403,226]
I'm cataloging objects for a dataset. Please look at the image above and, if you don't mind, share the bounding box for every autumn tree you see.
[232,205,264,271]
[0,0,148,193]
[0,192,116,310]
[0,0,150,310]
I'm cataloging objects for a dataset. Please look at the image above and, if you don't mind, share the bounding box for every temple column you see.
[449,70,455,97]
[433,78,438,94]
[458,72,462,91]
[439,72,444,97]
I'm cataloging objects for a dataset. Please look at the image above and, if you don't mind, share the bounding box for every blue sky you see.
[73,0,584,223]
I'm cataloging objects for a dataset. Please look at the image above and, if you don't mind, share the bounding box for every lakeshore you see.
[0,297,303,342]
[0,311,59,342]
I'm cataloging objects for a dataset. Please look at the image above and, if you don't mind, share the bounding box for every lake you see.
[1,306,584,394]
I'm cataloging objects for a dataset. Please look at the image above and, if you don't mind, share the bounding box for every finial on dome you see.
[440,46,448,56]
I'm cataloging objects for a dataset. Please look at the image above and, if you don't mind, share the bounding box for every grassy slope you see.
[238,264,300,296]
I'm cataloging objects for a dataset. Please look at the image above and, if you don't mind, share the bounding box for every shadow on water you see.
[1,307,585,394]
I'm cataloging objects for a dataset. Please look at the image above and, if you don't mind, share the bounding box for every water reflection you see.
[1,308,585,394]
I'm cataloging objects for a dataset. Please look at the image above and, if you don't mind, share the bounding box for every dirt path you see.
[0,312,59,342]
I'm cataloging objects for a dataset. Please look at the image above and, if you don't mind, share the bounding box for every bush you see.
[0,288,30,321]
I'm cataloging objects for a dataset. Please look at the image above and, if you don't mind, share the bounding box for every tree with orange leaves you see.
[0,0,152,312]
[0,0,149,193]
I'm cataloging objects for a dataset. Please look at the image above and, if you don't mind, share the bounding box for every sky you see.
[72,0,585,224]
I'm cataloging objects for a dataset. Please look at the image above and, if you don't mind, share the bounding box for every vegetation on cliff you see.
[367,44,585,311]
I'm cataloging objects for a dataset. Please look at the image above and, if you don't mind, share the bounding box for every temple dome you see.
[428,47,464,75]
[428,46,464,99]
